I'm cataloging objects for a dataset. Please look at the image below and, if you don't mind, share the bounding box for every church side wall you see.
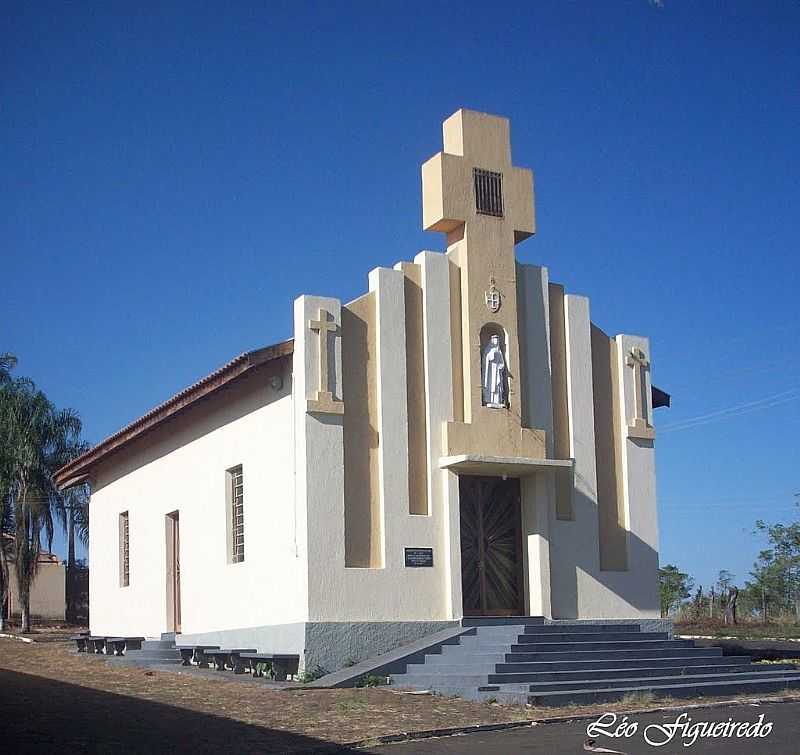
[88,364,305,640]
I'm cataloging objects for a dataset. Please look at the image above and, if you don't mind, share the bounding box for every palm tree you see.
[62,476,89,622]
[0,377,81,631]
[0,356,17,629]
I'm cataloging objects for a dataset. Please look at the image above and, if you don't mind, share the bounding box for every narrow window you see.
[473,167,504,217]
[228,465,245,563]
[119,512,130,587]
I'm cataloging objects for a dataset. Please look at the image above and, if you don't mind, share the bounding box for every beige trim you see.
[591,324,628,571]
[307,309,345,415]
[342,292,382,568]
[118,511,129,588]
[626,347,655,440]
[548,283,573,520]
[448,255,465,424]
[421,109,547,464]
[439,453,572,477]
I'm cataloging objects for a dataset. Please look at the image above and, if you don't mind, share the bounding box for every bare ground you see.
[2,632,800,753]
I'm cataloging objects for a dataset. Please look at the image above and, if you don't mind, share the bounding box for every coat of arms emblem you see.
[484,277,501,313]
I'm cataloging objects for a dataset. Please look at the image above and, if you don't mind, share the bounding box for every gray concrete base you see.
[544,617,673,638]
[179,620,459,673]
[179,617,670,674]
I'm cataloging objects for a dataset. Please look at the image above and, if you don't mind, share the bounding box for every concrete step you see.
[418,673,800,705]
[525,675,800,706]
[489,662,798,684]
[508,639,686,653]
[523,669,800,693]
[507,641,693,658]
[405,662,500,674]
[516,631,667,644]
[391,673,490,688]
[488,655,750,681]
[139,640,178,650]
[523,623,641,634]
[462,616,544,627]
[499,647,722,664]
[425,653,507,666]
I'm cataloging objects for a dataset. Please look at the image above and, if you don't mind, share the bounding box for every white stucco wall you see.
[88,364,303,639]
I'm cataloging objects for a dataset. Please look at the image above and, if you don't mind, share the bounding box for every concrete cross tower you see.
[422,109,544,460]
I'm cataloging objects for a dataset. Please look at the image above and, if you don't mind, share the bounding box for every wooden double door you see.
[459,475,525,616]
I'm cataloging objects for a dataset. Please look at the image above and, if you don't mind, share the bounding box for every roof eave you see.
[54,338,294,491]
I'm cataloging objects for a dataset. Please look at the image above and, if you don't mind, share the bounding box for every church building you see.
[55,110,668,672]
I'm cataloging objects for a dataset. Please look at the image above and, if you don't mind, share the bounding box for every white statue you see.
[481,334,507,408]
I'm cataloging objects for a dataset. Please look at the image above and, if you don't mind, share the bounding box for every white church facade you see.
[56,110,668,671]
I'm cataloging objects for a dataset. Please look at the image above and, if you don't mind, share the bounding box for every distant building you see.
[3,538,66,622]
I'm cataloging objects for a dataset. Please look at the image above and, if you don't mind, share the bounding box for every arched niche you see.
[479,322,510,409]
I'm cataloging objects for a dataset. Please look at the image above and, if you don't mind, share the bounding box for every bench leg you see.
[231,654,246,674]
[272,661,288,681]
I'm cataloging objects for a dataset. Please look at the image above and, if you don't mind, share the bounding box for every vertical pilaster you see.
[368,267,409,567]
[615,334,660,609]
[564,294,601,575]
[517,263,554,618]
[416,251,460,617]
[294,295,344,618]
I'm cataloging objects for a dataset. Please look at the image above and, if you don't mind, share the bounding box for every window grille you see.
[230,466,245,563]
[120,512,130,587]
[473,168,504,217]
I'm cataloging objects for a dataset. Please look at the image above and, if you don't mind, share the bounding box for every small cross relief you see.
[627,347,654,440]
[307,308,344,415]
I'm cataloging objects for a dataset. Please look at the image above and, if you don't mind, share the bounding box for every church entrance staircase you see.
[389,617,800,705]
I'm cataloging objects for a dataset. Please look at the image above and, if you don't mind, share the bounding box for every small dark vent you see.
[473,168,504,217]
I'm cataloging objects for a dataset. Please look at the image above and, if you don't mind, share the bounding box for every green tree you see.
[754,514,800,621]
[745,550,789,622]
[0,375,82,631]
[62,477,90,622]
[659,564,694,617]
[0,353,16,384]
[0,353,17,629]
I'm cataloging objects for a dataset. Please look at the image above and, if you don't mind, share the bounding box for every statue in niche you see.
[481,334,508,408]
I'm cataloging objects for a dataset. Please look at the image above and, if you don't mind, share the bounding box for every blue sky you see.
[3,1,799,589]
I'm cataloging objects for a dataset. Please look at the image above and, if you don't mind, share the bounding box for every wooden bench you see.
[176,645,220,667]
[203,648,257,674]
[105,637,145,656]
[239,653,300,681]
